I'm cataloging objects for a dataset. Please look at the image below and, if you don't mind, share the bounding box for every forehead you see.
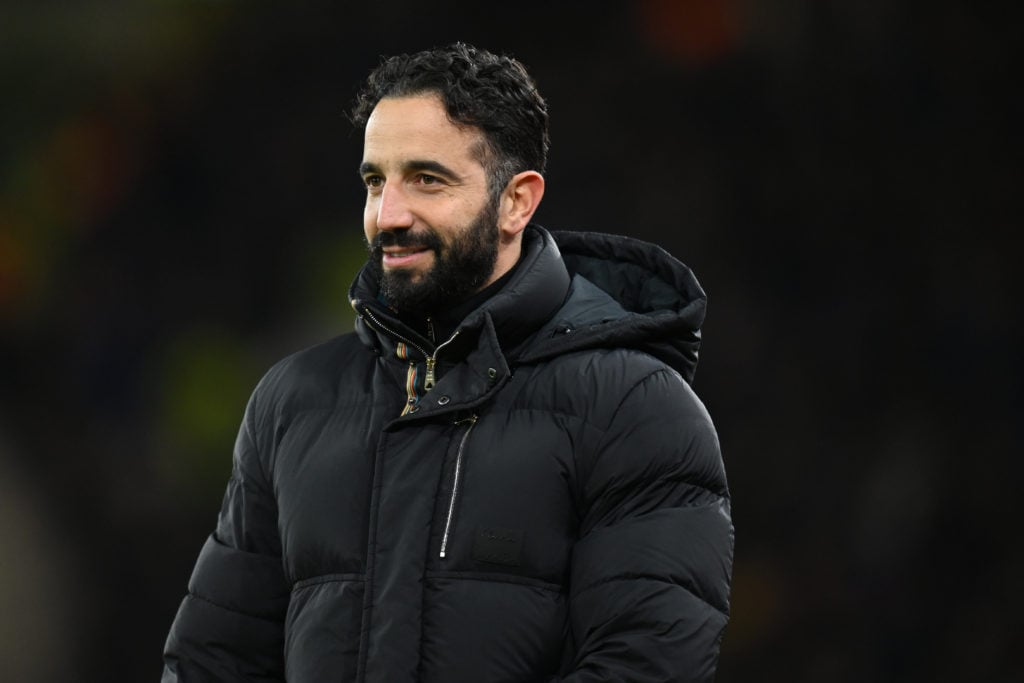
[362,94,484,169]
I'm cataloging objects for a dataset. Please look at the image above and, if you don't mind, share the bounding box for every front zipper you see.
[439,415,478,558]
[424,331,459,392]
[361,305,460,396]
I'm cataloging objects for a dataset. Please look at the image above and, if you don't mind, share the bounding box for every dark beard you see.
[367,198,500,313]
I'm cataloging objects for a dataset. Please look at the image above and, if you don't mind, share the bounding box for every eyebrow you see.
[358,159,463,181]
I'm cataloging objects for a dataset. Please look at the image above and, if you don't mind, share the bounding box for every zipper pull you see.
[424,356,436,392]
[424,329,458,394]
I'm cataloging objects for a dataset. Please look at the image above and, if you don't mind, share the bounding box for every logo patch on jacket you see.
[472,527,524,566]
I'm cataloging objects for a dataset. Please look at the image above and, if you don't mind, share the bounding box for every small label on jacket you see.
[472,527,524,566]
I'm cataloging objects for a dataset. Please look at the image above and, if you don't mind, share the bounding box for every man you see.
[163,43,733,682]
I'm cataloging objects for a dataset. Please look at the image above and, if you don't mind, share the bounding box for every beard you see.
[367,198,500,313]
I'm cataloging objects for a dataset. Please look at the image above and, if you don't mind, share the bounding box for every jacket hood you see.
[519,229,707,384]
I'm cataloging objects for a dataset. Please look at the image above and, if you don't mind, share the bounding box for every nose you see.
[373,182,414,231]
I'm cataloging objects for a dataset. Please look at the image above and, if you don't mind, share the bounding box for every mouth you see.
[381,246,432,268]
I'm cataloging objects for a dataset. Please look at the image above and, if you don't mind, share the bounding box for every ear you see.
[497,171,545,239]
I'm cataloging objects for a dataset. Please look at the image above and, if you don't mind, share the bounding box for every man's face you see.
[361,94,499,312]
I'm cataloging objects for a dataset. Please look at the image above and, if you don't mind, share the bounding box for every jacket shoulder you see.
[523,346,692,425]
[525,346,725,496]
[247,333,370,424]
[260,331,365,389]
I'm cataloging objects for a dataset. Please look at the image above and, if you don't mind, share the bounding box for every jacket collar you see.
[347,224,708,387]
[348,225,571,364]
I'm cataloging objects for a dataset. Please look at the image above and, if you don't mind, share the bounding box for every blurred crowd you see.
[1,2,1020,681]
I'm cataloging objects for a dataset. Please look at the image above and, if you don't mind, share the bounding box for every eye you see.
[418,173,439,185]
[363,174,383,190]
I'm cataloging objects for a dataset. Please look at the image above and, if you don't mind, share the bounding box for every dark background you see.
[1,1,1020,681]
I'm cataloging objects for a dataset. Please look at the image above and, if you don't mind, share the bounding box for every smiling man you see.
[162,43,734,682]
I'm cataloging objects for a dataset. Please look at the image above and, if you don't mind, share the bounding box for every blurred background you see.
[1,1,1020,681]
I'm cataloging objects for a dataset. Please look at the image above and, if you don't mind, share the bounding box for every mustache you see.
[368,229,444,254]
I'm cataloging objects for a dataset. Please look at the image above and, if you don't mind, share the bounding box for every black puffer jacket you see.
[162,225,733,682]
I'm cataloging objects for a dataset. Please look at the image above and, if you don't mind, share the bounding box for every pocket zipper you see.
[439,415,478,558]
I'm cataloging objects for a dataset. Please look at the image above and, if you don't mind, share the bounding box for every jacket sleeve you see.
[162,389,290,682]
[559,368,734,683]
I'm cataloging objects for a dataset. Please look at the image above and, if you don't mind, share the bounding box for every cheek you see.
[363,202,377,241]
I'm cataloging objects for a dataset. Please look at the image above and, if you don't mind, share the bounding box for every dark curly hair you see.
[351,43,549,200]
